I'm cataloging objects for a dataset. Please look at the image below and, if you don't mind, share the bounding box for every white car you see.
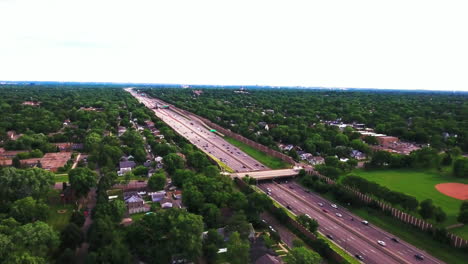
[305,214,311,219]
[335,213,343,218]
[269,226,277,232]
[361,220,369,225]
[377,240,386,247]
[331,204,338,209]
[318,202,324,207]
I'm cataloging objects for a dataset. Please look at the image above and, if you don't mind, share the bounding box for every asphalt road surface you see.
[259,181,444,264]
[126,88,267,172]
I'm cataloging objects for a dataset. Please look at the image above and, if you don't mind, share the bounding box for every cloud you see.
[0,0,467,90]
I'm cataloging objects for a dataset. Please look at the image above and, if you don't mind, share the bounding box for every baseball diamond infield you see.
[435,183,468,200]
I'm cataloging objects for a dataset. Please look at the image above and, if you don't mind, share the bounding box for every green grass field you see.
[54,173,69,182]
[224,136,290,169]
[46,189,74,231]
[347,169,468,238]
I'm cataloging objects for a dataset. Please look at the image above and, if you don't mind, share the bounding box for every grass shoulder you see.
[223,136,290,169]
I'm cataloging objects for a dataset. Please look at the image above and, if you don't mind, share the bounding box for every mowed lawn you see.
[224,136,290,169]
[349,169,468,227]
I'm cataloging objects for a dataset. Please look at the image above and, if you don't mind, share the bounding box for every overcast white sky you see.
[1,0,467,90]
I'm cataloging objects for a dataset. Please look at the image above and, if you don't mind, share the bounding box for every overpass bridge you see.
[231,168,300,180]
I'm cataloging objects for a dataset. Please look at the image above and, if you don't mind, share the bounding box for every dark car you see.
[326,234,333,240]
[289,186,294,189]
[322,209,328,213]
[414,254,424,260]
[354,254,364,261]
[286,205,292,210]
[391,237,399,243]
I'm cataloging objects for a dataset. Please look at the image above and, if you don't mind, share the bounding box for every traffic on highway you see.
[127,88,267,172]
[259,180,444,264]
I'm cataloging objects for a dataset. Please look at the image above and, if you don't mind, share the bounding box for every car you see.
[289,186,294,189]
[261,219,267,224]
[305,190,311,193]
[305,214,311,219]
[267,188,272,192]
[414,254,424,260]
[286,205,292,210]
[326,234,333,240]
[331,204,338,209]
[318,202,324,207]
[335,213,343,218]
[267,192,271,195]
[377,240,386,247]
[268,226,276,232]
[361,220,369,225]
[322,209,328,213]
[354,254,364,261]
[391,237,399,243]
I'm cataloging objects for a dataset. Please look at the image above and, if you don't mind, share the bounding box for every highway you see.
[126,88,267,172]
[259,181,444,264]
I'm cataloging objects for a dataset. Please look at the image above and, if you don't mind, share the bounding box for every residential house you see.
[172,190,182,200]
[118,160,136,176]
[150,191,166,202]
[308,156,325,165]
[118,126,127,137]
[351,150,366,160]
[299,153,312,161]
[255,254,282,264]
[160,198,173,209]
[124,192,150,214]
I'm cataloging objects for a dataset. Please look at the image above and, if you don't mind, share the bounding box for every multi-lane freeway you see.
[126,88,443,264]
[259,181,444,264]
[126,88,267,172]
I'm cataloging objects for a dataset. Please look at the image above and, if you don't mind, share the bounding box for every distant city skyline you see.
[1,0,467,91]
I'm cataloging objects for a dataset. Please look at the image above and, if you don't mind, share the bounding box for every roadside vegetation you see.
[224,136,290,169]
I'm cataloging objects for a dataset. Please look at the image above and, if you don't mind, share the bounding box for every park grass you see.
[223,136,290,169]
[348,168,468,228]
[54,173,69,182]
[449,225,468,239]
[46,189,74,231]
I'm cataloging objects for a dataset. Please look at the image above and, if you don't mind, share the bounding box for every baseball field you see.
[349,168,468,238]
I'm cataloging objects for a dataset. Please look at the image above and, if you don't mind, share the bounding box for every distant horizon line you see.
[1,80,467,93]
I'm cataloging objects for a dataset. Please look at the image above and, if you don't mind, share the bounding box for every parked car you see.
[377,240,386,247]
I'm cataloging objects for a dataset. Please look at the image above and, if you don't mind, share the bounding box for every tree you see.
[201,203,221,228]
[226,232,250,264]
[57,248,76,264]
[419,199,435,219]
[132,165,148,177]
[434,207,447,223]
[203,229,224,264]
[60,223,83,249]
[148,171,166,191]
[182,185,205,213]
[187,151,210,171]
[0,167,54,202]
[68,167,97,198]
[172,169,195,187]
[163,153,185,174]
[457,210,468,224]
[12,221,60,258]
[203,165,220,178]
[285,246,321,264]
[226,211,252,239]
[127,209,204,263]
[12,156,21,168]
[297,214,319,233]
[453,158,468,178]
[10,197,48,223]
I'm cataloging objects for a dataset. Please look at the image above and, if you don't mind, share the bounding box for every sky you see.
[1,0,467,91]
